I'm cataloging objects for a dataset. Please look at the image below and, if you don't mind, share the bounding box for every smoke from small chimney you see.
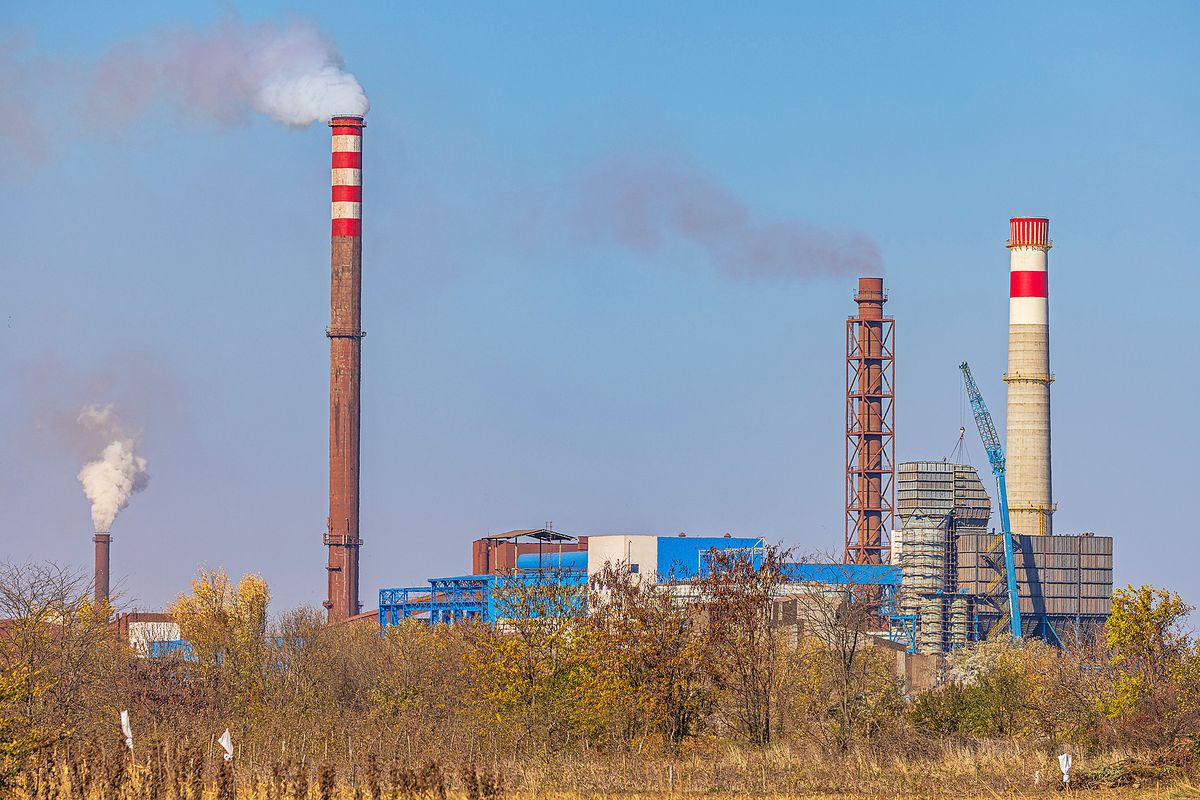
[76,404,149,533]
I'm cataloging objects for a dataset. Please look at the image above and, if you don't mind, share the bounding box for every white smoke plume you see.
[76,404,149,533]
[86,18,368,129]
[575,152,882,280]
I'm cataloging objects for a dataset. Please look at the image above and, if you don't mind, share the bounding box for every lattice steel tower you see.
[845,277,895,564]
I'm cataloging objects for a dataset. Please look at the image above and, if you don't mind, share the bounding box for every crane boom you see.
[959,362,1023,640]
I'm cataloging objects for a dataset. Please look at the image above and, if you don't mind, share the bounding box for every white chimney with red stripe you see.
[1004,216,1055,536]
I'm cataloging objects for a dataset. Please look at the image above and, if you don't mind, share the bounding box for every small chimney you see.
[93,531,111,606]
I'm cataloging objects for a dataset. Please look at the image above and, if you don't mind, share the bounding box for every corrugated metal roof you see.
[480,529,577,542]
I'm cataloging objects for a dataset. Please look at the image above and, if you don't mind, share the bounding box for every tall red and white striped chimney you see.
[325,115,365,621]
[1005,216,1055,536]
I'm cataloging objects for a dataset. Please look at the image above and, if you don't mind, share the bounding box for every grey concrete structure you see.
[1005,217,1055,536]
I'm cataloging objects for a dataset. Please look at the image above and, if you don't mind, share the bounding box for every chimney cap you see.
[329,115,366,128]
[854,277,887,307]
[1008,216,1050,247]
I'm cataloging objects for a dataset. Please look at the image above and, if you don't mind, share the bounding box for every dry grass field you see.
[8,743,1200,800]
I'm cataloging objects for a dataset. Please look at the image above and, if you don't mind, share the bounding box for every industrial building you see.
[374,216,1113,656]
[882,218,1113,651]
[378,530,901,630]
[80,107,1111,664]
[957,532,1112,643]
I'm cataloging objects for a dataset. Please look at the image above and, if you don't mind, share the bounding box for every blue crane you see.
[959,362,1023,640]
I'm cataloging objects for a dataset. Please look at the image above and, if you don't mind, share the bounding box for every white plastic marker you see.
[119,710,133,751]
[218,729,234,762]
[1058,753,1073,785]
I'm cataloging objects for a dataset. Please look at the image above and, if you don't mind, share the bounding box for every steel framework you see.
[379,571,590,628]
[379,576,492,627]
[845,278,895,564]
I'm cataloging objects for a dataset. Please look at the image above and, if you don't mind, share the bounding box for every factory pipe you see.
[1005,217,1055,536]
[93,531,111,607]
[325,115,365,621]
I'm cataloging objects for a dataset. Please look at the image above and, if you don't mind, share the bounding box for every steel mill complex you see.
[87,114,1112,659]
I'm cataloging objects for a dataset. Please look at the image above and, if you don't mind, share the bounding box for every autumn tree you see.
[169,568,271,711]
[468,570,590,743]
[695,544,793,745]
[1103,584,1199,747]
[790,565,901,751]
[910,639,1104,748]
[0,563,117,744]
[0,665,44,791]
[584,563,711,750]
[368,619,473,732]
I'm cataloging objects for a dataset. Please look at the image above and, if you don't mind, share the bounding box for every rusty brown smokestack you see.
[94,531,111,606]
[844,277,895,564]
[325,115,365,622]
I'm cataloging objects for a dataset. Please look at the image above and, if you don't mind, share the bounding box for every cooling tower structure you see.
[93,531,111,606]
[325,115,366,622]
[1005,217,1055,537]
[845,277,895,564]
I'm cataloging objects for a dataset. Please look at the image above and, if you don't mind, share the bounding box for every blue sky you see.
[2,2,1197,613]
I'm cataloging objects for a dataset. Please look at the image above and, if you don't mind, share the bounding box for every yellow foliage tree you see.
[584,563,712,751]
[0,665,44,791]
[169,568,271,709]
[1103,584,1198,746]
[467,571,591,743]
[0,563,117,746]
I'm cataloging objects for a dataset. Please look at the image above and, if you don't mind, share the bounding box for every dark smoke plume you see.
[575,152,882,280]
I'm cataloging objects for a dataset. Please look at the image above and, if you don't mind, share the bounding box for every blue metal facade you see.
[515,551,588,571]
[148,639,196,660]
[378,535,907,630]
[657,536,764,579]
[782,563,899,586]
